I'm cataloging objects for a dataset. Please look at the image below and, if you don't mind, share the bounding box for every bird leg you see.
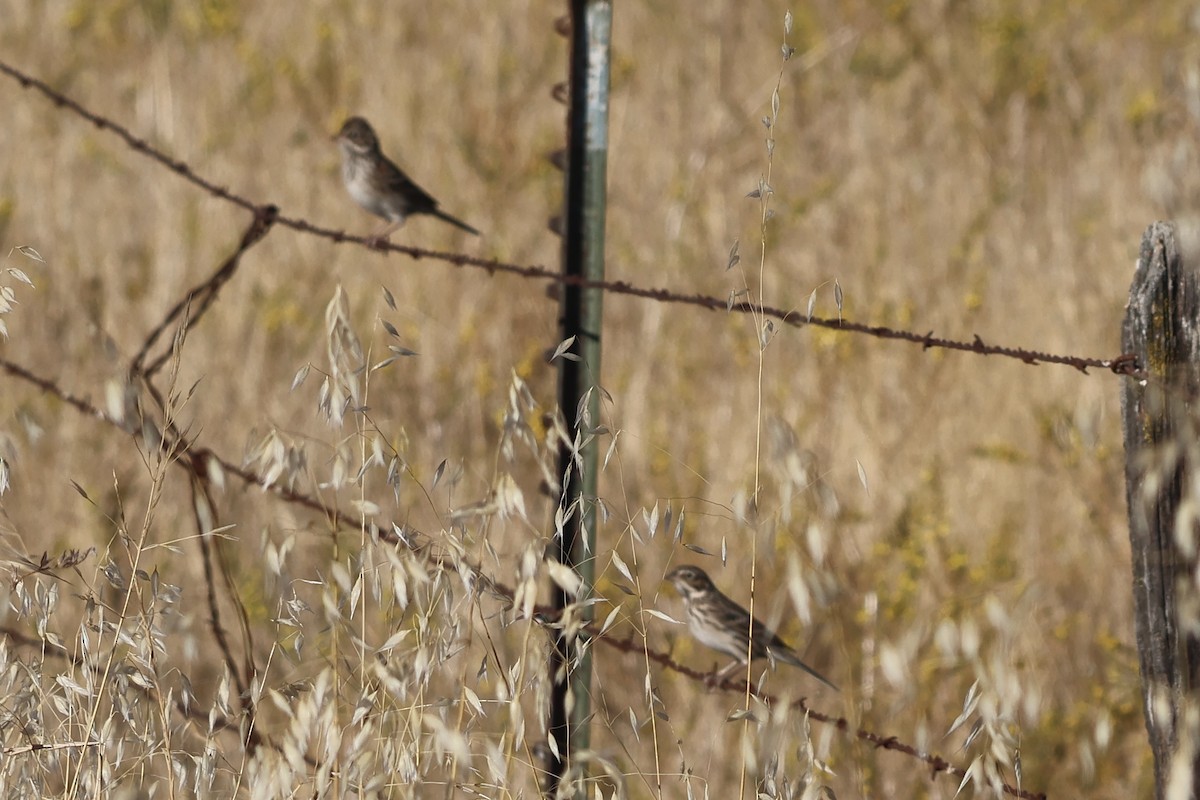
[366,219,403,250]
[710,659,751,686]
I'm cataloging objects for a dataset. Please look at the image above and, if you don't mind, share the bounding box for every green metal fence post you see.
[547,1,611,797]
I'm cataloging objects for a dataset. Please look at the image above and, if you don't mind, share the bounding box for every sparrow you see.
[334,116,480,243]
[666,564,837,690]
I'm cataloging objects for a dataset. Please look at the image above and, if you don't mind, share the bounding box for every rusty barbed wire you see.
[131,204,279,379]
[129,213,280,718]
[0,353,1041,798]
[601,634,1045,800]
[0,57,1137,379]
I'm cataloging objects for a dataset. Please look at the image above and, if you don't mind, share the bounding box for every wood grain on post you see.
[1122,220,1200,797]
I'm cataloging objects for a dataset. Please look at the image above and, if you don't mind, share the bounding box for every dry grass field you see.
[0,0,1192,797]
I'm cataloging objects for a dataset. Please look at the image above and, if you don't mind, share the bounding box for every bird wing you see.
[381,161,440,213]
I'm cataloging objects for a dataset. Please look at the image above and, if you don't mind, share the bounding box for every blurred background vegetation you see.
[1,0,1194,797]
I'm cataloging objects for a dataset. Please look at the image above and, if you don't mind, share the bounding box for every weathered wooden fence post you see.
[1122,220,1200,797]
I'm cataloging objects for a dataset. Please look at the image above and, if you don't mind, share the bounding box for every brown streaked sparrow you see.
[666,564,837,690]
[335,116,480,243]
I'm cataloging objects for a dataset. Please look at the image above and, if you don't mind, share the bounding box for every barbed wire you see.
[130,205,280,379]
[0,56,1064,797]
[600,634,1044,800]
[0,57,1137,379]
[0,350,1041,799]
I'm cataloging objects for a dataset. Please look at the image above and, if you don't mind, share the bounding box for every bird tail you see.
[433,209,481,236]
[771,647,839,691]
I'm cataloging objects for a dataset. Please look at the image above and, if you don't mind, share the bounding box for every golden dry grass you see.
[0,0,1188,797]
